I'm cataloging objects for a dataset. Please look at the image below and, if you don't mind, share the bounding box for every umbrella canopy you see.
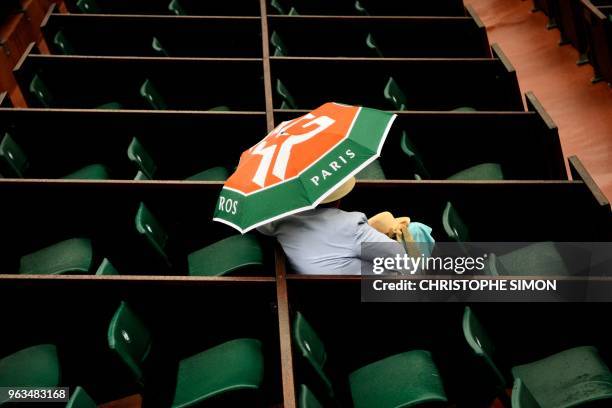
[213,102,397,233]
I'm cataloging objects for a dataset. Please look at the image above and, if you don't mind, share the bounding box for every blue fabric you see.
[258,208,435,275]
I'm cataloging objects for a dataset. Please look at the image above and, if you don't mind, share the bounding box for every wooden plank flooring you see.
[467,0,612,199]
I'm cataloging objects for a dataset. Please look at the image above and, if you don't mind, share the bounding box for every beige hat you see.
[320,176,356,204]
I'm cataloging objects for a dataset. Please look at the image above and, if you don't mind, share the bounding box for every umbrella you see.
[213,102,397,233]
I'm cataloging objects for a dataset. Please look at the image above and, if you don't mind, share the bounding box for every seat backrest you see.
[276,79,297,109]
[383,76,407,110]
[400,131,431,179]
[365,33,383,57]
[95,258,119,275]
[292,312,334,396]
[135,202,171,267]
[66,386,96,408]
[298,384,323,408]
[107,301,152,385]
[442,202,471,242]
[512,378,541,408]
[270,31,288,57]
[168,0,186,15]
[355,0,369,15]
[151,37,169,57]
[463,307,507,389]
[140,79,168,110]
[53,30,75,55]
[127,137,157,179]
[29,74,54,108]
[76,0,100,13]
[0,133,28,178]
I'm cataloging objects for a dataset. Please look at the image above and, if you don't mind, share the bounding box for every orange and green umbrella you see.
[213,102,397,233]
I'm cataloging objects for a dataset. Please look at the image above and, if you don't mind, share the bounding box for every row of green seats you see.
[0,302,264,407]
[270,0,372,16]
[443,202,573,276]
[54,29,171,58]
[29,74,231,111]
[276,77,504,181]
[0,133,229,180]
[16,204,264,276]
[76,0,186,15]
[294,307,612,407]
[271,30,384,57]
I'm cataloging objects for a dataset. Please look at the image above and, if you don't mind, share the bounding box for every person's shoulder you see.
[321,208,368,228]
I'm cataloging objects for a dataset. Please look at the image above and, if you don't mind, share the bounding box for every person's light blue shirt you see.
[257,208,434,275]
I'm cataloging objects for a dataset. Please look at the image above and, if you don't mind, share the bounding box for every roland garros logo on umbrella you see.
[214,102,397,233]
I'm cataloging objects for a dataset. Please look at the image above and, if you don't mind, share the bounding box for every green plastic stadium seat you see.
[66,386,96,408]
[464,307,612,408]
[168,0,186,15]
[512,379,541,408]
[0,344,60,403]
[19,238,94,275]
[208,105,231,111]
[135,202,264,276]
[385,77,477,113]
[127,137,228,181]
[365,33,383,57]
[299,384,323,408]
[29,74,122,109]
[76,0,100,13]
[270,0,298,15]
[152,37,169,57]
[383,77,407,110]
[400,132,503,180]
[293,312,447,407]
[355,0,369,15]
[95,258,119,275]
[1,133,108,179]
[53,30,75,55]
[108,301,264,407]
[276,79,297,109]
[271,31,288,56]
[443,203,569,276]
[188,234,264,276]
[355,160,386,180]
[140,79,168,110]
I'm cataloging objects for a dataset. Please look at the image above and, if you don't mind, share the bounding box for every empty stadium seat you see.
[442,202,570,276]
[511,379,541,408]
[355,0,369,15]
[53,30,75,55]
[400,132,504,180]
[276,79,297,109]
[0,344,60,402]
[299,384,323,408]
[0,133,109,179]
[29,74,122,110]
[19,238,94,275]
[107,301,264,407]
[384,76,477,112]
[76,0,100,13]
[66,386,96,408]
[355,160,386,180]
[271,31,288,56]
[365,33,383,57]
[135,202,264,276]
[140,79,168,110]
[464,307,612,407]
[152,36,170,57]
[293,312,447,407]
[127,137,229,180]
[168,0,186,15]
